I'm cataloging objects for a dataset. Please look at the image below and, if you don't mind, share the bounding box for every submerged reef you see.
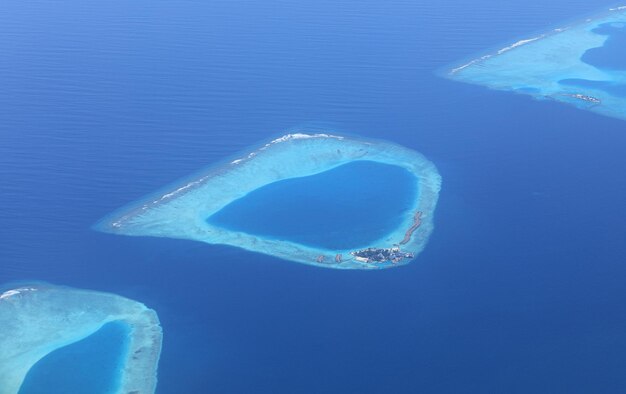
[0,283,162,394]
[95,133,441,269]
[446,6,626,121]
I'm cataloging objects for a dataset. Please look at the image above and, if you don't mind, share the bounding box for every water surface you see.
[19,322,129,394]
[208,161,417,249]
[1,0,626,393]
[583,22,626,70]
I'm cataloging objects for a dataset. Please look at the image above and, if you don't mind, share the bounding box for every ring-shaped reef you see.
[0,283,162,394]
[95,133,441,269]
[445,6,626,121]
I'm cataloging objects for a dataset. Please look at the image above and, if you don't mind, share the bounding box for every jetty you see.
[400,211,422,245]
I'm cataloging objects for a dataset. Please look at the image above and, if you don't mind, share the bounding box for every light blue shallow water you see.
[558,22,626,98]
[207,160,417,249]
[446,7,626,120]
[19,322,129,394]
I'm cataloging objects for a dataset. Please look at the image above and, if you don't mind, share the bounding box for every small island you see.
[445,7,626,121]
[95,133,441,269]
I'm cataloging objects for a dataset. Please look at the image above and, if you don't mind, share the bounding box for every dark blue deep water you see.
[208,161,416,249]
[584,22,626,70]
[1,1,626,393]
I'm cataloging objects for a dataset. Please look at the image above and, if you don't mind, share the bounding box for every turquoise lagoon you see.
[0,284,162,394]
[446,6,626,121]
[95,134,442,269]
[19,322,129,394]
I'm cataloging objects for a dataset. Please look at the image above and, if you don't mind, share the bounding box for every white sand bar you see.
[0,284,162,394]
[95,133,441,269]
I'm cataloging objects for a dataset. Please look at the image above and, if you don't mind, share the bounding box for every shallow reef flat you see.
[95,133,441,269]
[0,283,162,394]
[446,6,626,121]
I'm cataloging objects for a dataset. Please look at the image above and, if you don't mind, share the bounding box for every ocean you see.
[1,0,626,392]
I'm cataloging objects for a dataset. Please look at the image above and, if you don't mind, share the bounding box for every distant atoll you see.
[445,6,626,121]
[95,133,441,269]
[0,283,162,394]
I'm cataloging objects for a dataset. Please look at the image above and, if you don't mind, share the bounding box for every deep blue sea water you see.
[208,160,416,249]
[2,0,626,393]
